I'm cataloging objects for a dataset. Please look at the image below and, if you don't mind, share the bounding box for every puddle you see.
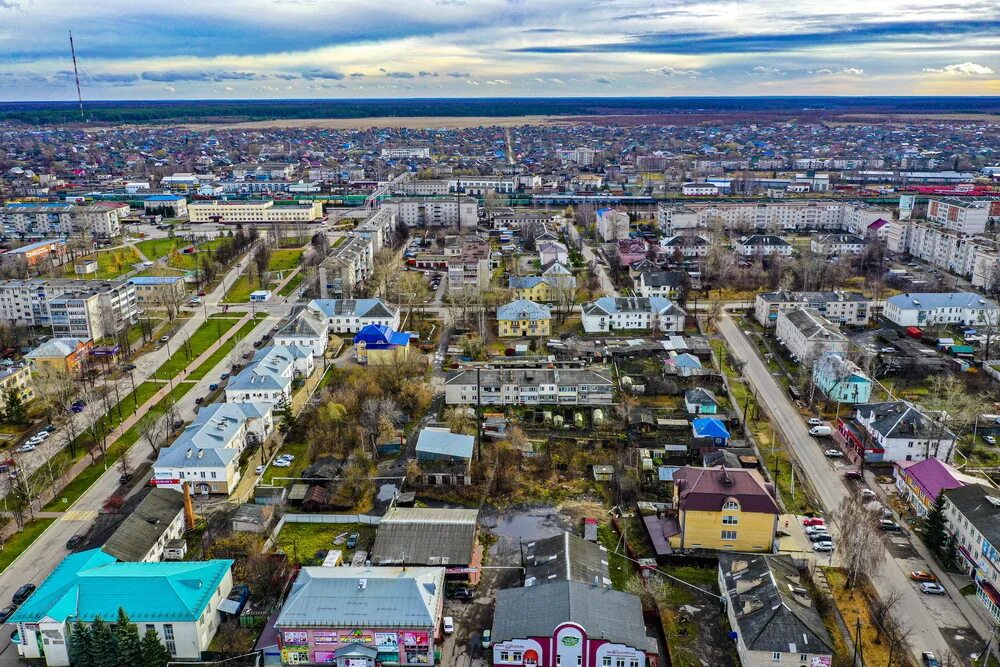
[489,506,571,542]
[376,483,399,502]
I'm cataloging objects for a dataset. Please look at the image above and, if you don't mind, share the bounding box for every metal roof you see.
[372,508,478,566]
[101,489,185,562]
[415,427,474,460]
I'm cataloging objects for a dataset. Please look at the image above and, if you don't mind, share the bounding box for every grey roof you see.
[758,290,869,304]
[886,292,998,312]
[685,388,718,405]
[638,271,685,288]
[415,427,474,459]
[308,298,397,319]
[780,308,847,343]
[583,296,683,317]
[277,307,327,338]
[943,484,1000,548]
[718,554,834,656]
[276,567,444,629]
[817,233,865,245]
[101,489,185,561]
[371,508,478,566]
[739,235,791,247]
[523,532,611,586]
[445,368,612,388]
[231,503,268,526]
[854,400,955,440]
[492,581,655,652]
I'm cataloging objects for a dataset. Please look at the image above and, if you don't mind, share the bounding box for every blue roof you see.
[692,418,730,440]
[508,276,546,290]
[144,194,185,201]
[128,276,184,285]
[9,239,65,254]
[497,299,551,322]
[353,324,411,349]
[9,549,232,624]
[886,292,996,311]
[416,427,474,459]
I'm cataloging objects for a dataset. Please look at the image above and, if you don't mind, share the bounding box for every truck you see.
[809,425,833,437]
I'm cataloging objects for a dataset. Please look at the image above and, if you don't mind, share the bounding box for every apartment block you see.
[445,368,614,406]
[187,200,323,224]
[0,279,137,339]
[754,291,871,327]
[657,201,889,235]
[1,204,122,239]
[774,308,849,363]
[928,198,990,234]
[380,197,478,229]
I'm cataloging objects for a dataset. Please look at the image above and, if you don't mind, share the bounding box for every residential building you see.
[811,233,866,256]
[380,197,478,229]
[774,308,849,362]
[883,292,1000,327]
[415,427,473,486]
[754,290,871,328]
[10,549,233,666]
[718,553,835,667]
[101,489,187,562]
[450,175,517,195]
[617,238,648,266]
[735,235,793,258]
[692,417,730,446]
[681,182,719,196]
[24,337,91,374]
[684,388,719,415]
[353,324,413,365]
[153,402,273,495]
[538,240,569,267]
[596,208,630,242]
[1,203,122,239]
[381,146,431,159]
[0,364,33,411]
[943,484,1000,622]
[666,466,779,552]
[928,198,990,234]
[446,237,492,292]
[274,306,330,357]
[894,458,982,517]
[352,207,396,253]
[522,531,612,587]
[634,271,686,299]
[275,566,445,667]
[308,298,399,333]
[0,279,137,339]
[657,200,888,235]
[397,179,451,196]
[582,296,685,333]
[508,275,557,302]
[187,200,323,224]
[571,147,596,166]
[812,352,873,404]
[0,239,68,269]
[318,235,375,297]
[372,508,482,584]
[128,275,186,307]
[838,401,956,463]
[497,299,551,338]
[659,234,710,258]
[232,162,296,180]
[226,345,314,405]
[445,367,613,406]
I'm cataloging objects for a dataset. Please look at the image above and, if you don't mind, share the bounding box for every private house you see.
[275,566,446,667]
[943,484,1000,622]
[883,292,1000,328]
[595,208,631,242]
[274,306,330,357]
[684,388,719,415]
[25,337,92,374]
[753,291,871,328]
[415,427,474,486]
[307,298,400,333]
[718,554,835,667]
[692,417,730,446]
[735,235,793,258]
[664,352,702,377]
[617,238,648,266]
[153,402,274,495]
[353,324,413,365]
[0,364,33,411]
[634,271,686,299]
[445,367,614,406]
[508,267,577,302]
[542,261,576,288]
[10,550,233,666]
[581,297,685,333]
[660,234,710,259]
[667,466,779,552]
[226,345,314,404]
[538,241,569,267]
[372,508,483,585]
[101,488,186,562]
[838,400,956,463]
[894,458,983,517]
[812,352,873,404]
[774,308,848,364]
[497,299,552,338]
[127,275,187,307]
[811,232,866,256]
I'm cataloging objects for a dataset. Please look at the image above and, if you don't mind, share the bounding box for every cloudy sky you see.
[0,0,997,100]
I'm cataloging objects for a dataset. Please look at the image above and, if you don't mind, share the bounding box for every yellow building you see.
[667,466,778,552]
[508,277,554,302]
[497,299,551,338]
[353,324,413,366]
[25,338,92,374]
[0,364,34,411]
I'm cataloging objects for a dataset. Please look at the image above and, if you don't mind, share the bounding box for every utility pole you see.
[476,366,482,462]
[69,31,84,119]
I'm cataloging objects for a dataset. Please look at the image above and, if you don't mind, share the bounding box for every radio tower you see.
[69,31,84,119]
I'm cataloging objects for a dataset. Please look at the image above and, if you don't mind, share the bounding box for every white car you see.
[808,418,824,426]
[805,525,829,536]
[443,617,455,634]
[15,443,36,453]
[813,541,835,552]
[277,454,295,462]
[272,459,291,468]
[984,436,997,445]
[255,465,266,475]
[824,449,843,458]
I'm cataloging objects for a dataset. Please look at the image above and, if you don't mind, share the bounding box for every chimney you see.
[182,482,196,530]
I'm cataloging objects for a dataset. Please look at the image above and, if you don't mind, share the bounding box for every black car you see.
[66,534,84,550]
[195,397,205,405]
[12,584,35,605]
[0,604,16,623]
[448,587,475,601]
[120,363,137,372]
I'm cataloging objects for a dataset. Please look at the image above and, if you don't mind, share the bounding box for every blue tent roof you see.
[353,324,411,349]
[692,418,730,440]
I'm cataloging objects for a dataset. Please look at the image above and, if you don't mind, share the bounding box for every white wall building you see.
[225,345,314,405]
[307,298,400,333]
[596,209,630,242]
[581,296,685,333]
[754,291,871,328]
[1,204,121,239]
[774,308,848,362]
[380,197,478,228]
[657,200,889,235]
[883,292,999,327]
[273,307,330,357]
[735,235,793,257]
[928,198,990,234]
[187,200,323,224]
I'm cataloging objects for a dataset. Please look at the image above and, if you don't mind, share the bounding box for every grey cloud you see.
[418,70,438,77]
[386,71,415,78]
[274,74,298,80]
[141,71,212,82]
[594,77,613,84]
[301,69,345,80]
[213,71,264,81]
[350,72,365,78]
[446,71,471,78]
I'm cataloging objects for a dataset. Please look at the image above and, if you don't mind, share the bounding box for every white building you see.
[581,296,685,333]
[572,147,596,166]
[754,291,871,328]
[0,279,138,339]
[273,306,330,357]
[774,308,848,363]
[318,235,375,298]
[846,401,956,463]
[928,198,990,235]
[1,204,122,239]
[232,162,296,180]
[307,298,400,332]
[596,208,630,242]
[538,241,569,267]
[657,200,888,235]
[450,175,517,195]
[381,146,431,159]
[187,200,323,224]
[681,183,719,196]
[225,345,314,405]
[883,292,999,327]
[101,489,186,562]
[659,235,710,258]
[735,235,793,258]
[943,484,1000,622]
[810,233,866,256]
[380,197,478,229]
[445,368,614,406]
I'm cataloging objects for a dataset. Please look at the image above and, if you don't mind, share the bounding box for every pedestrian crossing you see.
[62,510,98,521]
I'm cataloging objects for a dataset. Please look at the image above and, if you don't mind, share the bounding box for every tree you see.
[140,628,171,667]
[398,270,431,326]
[69,620,93,667]
[252,243,272,288]
[2,388,27,425]
[89,616,118,667]
[31,364,76,426]
[114,608,143,667]
[405,459,423,486]
[924,490,949,557]
[833,494,885,589]
[922,375,986,462]
[136,412,166,455]
[369,247,403,300]
[276,393,295,433]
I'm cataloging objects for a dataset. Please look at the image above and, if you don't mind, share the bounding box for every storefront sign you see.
[375,632,399,650]
[313,631,338,645]
[401,631,429,647]
[313,650,337,663]
[282,631,309,646]
[342,629,374,644]
[810,658,832,667]
[444,567,478,574]
[280,646,308,663]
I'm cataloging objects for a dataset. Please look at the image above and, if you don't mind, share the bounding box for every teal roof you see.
[10,549,232,624]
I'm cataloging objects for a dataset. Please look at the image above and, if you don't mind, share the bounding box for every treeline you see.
[2,96,999,125]
[197,225,258,286]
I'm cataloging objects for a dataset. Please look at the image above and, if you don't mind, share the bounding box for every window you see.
[603,659,612,667]
[723,500,739,511]
[723,515,739,525]
[722,530,737,541]
[800,654,808,661]
[163,624,176,655]
[577,658,583,666]
[499,652,509,662]
[772,652,781,661]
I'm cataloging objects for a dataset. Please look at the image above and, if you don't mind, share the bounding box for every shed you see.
[254,486,287,506]
[592,465,615,482]
[288,483,310,504]
[231,503,272,533]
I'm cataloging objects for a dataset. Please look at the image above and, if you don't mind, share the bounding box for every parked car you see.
[272,459,291,468]
[198,291,207,297]
[910,571,937,582]
[255,465,266,475]
[985,436,997,445]
[15,444,36,453]
[65,534,85,550]
[278,454,295,462]
[346,533,360,549]
[209,384,219,391]
[843,470,862,480]
[120,363,136,371]
[860,489,876,500]
[194,397,204,405]
[443,617,455,634]
[448,587,474,601]
[922,651,940,667]
[802,517,825,527]
[878,519,902,532]
[12,584,35,605]
[808,418,823,426]
[71,399,86,408]
[804,525,829,536]
[808,532,832,543]
[159,335,170,343]
[481,629,492,649]
[823,449,843,458]
[0,604,16,623]
[71,404,85,414]
[220,373,230,380]
[813,541,834,553]
[920,582,946,595]
[252,340,263,348]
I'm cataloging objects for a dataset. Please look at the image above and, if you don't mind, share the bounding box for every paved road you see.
[717,313,984,663]
[564,221,618,297]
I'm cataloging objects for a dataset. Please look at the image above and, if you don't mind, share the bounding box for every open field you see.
[181,115,559,130]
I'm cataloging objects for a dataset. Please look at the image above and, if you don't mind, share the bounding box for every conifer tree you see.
[140,628,171,667]
[89,617,117,667]
[924,490,949,556]
[114,608,143,667]
[68,620,92,667]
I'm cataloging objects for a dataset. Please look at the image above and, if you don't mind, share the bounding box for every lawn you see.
[273,521,377,566]
[824,568,892,666]
[187,316,265,380]
[596,523,635,590]
[156,317,241,377]
[278,270,305,297]
[0,519,56,574]
[224,275,256,303]
[167,239,223,271]
[268,248,304,273]
[263,439,312,487]
[64,247,141,280]
[135,238,182,260]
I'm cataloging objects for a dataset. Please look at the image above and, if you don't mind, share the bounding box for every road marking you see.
[62,510,98,521]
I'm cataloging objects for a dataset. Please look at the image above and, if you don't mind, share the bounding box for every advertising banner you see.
[313,631,338,645]
[282,631,308,646]
[375,632,399,651]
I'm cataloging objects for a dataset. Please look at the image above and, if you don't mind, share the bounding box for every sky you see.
[0,0,997,100]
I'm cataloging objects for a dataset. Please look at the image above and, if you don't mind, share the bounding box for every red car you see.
[803,517,826,527]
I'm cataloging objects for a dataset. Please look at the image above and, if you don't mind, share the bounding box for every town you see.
[0,112,998,667]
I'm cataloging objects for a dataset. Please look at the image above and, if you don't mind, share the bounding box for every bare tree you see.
[833,494,885,589]
[136,412,166,455]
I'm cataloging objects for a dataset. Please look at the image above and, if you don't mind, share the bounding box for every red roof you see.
[868,218,890,230]
[673,466,779,514]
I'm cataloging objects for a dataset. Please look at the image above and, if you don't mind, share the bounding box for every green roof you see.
[10,549,232,624]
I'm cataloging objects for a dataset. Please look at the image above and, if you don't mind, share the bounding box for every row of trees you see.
[67,608,170,667]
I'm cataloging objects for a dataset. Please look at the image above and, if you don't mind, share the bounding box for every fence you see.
[262,513,381,552]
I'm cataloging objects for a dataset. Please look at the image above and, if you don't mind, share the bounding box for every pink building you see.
[617,238,648,266]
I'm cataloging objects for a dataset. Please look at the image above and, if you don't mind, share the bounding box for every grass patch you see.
[0,519,56,573]
[156,318,240,377]
[597,523,635,590]
[65,247,141,280]
[264,440,312,488]
[278,270,305,297]
[187,316,264,380]
[273,521,377,566]
[824,568,891,667]
[224,275,256,303]
[135,238,183,260]
[268,248,304,273]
